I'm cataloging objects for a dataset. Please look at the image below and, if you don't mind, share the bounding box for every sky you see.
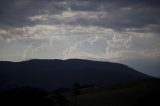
[0,0,160,77]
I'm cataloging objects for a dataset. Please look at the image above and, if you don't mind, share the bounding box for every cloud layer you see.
[0,0,160,76]
[1,0,160,31]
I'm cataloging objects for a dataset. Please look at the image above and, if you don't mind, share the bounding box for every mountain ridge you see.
[0,59,152,91]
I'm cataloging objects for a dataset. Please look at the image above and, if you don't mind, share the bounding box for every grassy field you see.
[64,79,160,106]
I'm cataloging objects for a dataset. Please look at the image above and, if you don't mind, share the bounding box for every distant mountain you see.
[0,59,152,91]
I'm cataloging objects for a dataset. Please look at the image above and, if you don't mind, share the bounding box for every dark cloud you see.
[0,0,160,32]
[0,0,67,27]
[65,0,160,32]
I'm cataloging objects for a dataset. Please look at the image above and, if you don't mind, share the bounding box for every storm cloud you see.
[0,0,160,32]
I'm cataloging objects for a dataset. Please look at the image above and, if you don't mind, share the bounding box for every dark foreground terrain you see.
[0,59,158,106]
[0,79,160,106]
[66,79,160,106]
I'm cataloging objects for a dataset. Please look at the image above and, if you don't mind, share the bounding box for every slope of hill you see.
[66,79,160,106]
[0,59,152,91]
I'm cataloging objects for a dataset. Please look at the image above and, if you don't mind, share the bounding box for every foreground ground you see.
[1,79,160,106]
[64,79,160,106]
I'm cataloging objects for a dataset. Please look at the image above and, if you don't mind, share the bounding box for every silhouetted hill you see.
[0,59,152,91]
